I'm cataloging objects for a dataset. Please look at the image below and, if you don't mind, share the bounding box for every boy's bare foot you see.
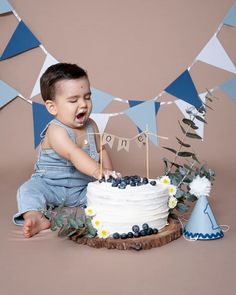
[23,211,51,238]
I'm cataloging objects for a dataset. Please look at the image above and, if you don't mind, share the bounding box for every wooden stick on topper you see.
[146,124,149,179]
[100,132,103,178]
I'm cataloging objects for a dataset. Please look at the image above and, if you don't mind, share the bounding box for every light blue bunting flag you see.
[91,87,115,113]
[0,0,12,14]
[124,100,160,145]
[165,70,204,109]
[223,1,236,27]
[0,80,18,108]
[32,102,53,148]
[0,21,41,61]
[219,76,236,102]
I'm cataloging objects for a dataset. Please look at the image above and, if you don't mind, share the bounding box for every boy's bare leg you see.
[23,210,51,238]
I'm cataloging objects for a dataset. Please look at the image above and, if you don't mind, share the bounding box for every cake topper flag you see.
[183,195,224,240]
[0,80,19,108]
[219,76,236,103]
[32,102,53,148]
[196,36,236,74]
[0,0,13,14]
[0,21,41,61]
[30,53,59,98]
[223,1,236,27]
[91,87,115,113]
[124,100,160,145]
[165,70,204,109]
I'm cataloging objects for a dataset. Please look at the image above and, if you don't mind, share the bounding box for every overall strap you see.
[86,121,99,161]
[40,119,76,143]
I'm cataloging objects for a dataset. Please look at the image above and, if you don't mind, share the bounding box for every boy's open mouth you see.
[76,111,87,124]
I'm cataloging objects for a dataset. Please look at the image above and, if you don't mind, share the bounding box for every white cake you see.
[86,178,170,235]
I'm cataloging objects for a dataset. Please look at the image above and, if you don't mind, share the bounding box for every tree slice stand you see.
[70,218,182,250]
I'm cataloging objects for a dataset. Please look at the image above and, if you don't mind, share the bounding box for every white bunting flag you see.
[90,113,110,134]
[102,133,115,148]
[30,53,59,98]
[196,36,236,74]
[117,137,130,152]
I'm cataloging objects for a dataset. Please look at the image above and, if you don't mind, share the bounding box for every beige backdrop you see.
[0,1,235,295]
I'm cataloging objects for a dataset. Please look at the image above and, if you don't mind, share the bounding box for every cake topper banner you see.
[103,131,160,153]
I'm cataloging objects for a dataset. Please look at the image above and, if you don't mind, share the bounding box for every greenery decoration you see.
[43,204,97,239]
[162,89,217,216]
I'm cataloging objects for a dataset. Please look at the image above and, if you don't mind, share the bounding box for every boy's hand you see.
[104,169,122,180]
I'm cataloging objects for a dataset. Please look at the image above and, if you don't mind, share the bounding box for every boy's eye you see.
[85,96,91,100]
[69,100,77,103]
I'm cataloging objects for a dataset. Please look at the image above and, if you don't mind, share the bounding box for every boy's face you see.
[46,77,92,128]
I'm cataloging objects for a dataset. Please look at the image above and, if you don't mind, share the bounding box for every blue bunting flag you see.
[165,70,204,109]
[0,21,41,61]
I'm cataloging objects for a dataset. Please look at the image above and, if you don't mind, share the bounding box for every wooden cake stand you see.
[70,218,182,250]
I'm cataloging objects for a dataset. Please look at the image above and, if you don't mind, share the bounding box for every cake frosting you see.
[86,178,170,235]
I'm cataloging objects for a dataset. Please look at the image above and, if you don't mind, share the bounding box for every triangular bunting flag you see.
[196,36,236,74]
[30,53,59,98]
[32,102,53,148]
[91,87,114,113]
[165,70,204,109]
[219,76,236,103]
[175,93,206,140]
[0,0,13,14]
[90,113,110,134]
[128,100,144,108]
[0,21,41,61]
[223,1,236,27]
[0,80,19,108]
[124,100,160,145]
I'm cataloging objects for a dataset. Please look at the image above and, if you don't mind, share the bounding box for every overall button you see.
[91,153,96,159]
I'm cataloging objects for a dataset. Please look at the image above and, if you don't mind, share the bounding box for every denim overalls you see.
[12,118,99,225]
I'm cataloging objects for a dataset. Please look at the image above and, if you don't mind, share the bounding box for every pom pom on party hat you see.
[183,176,224,240]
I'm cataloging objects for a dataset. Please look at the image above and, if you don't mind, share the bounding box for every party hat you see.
[183,195,224,240]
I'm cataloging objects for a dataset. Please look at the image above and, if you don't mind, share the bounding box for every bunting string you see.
[0,0,235,148]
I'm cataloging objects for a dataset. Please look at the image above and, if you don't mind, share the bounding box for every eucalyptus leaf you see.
[176,202,189,213]
[186,132,202,140]
[195,115,207,124]
[178,151,194,157]
[176,137,191,148]
[192,154,200,163]
[68,216,79,229]
[182,118,195,127]
[163,147,177,154]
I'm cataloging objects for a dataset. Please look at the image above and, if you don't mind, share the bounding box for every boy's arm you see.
[46,124,102,179]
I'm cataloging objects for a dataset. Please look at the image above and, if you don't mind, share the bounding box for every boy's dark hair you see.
[40,63,88,101]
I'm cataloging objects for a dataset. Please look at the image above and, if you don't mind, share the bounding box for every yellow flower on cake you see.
[160,176,171,186]
[98,228,110,239]
[168,185,177,196]
[85,207,96,217]
[168,196,178,209]
[92,218,102,230]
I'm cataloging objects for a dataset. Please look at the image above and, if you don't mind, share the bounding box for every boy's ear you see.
[45,100,57,116]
